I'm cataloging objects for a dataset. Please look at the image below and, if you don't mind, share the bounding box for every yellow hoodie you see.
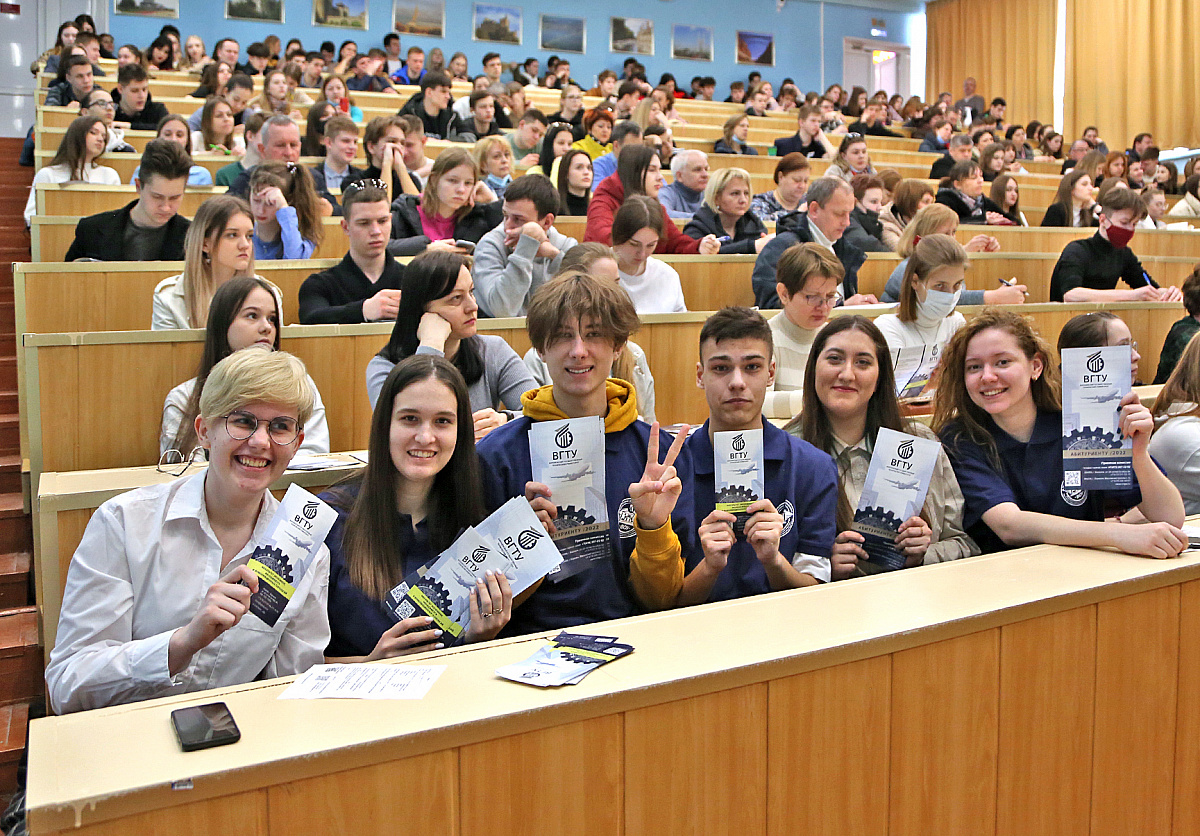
[520,379,684,609]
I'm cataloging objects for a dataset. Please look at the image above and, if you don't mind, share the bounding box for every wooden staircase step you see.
[0,607,41,706]
[0,391,17,415]
[0,361,14,402]
[0,498,31,556]
[0,415,16,456]
[0,701,29,798]
[0,457,20,497]
[0,553,29,609]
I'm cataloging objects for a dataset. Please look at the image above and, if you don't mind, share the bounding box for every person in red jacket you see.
[585,145,721,254]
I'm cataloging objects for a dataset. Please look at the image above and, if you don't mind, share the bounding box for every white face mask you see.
[916,286,961,327]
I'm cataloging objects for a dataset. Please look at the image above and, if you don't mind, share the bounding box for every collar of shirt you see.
[772,309,818,347]
[164,470,273,550]
[831,432,872,463]
[807,217,835,252]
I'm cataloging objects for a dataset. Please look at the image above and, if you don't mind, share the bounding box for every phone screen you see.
[171,702,241,752]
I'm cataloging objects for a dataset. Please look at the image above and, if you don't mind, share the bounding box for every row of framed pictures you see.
[114,0,775,64]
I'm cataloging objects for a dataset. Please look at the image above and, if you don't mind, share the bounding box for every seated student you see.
[743,84,770,118]
[153,195,255,330]
[455,89,504,142]
[365,251,535,440]
[323,356,514,661]
[1138,188,1169,229]
[918,116,953,153]
[713,114,759,156]
[657,149,711,218]
[520,243,658,422]
[979,142,1007,183]
[246,69,301,119]
[129,115,214,186]
[1149,334,1200,514]
[612,196,688,313]
[45,54,95,109]
[1168,174,1200,218]
[190,96,245,156]
[78,89,135,154]
[929,133,974,181]
[842,174,891,253]
[309,115,363,215]
[878,178,934,249]
[395,115,436,184]
[161,278,329,457]
[527,124,574,180]
[388,148,501,256]
[847,100,900,138]
[589,119,639,184]
[46,348,330,716]
[586,146,719,254]
[315,74,364,123]
[750,153,811,225]
[391,45,426,85]
[299,182,404,324]
[23,115,119,227]
[345,52,396,94]
[476,270,697,635]
[874,234,969,363]
[547,83,586,138]
[934,308,1185,556]
[1041,169,1098,228]
[110,62,168,130]
[556,149,594,217]
[676,307,838,603]
[1057,310,1142,388]
[474,135,515,200]
[1155,268,1200,383]
[300,101,335,158]
[64,139,191,261]
[775,105,837,159]
[990,173,1027,226]
[342,115,421,202]
[215,112,264,190]
[473,174,577,317]
[451,75,490,123]
[825,134,876,182]
[505,109,548,168]
[398,70,458,141]
[935,159,1005,225]
[789,316,979,578]
[187,73,254,134]
[227,115,303,200]
[684,167,772,255]
[1050,186,1185,302]
[752,177,874,308]
[248,161,323,260]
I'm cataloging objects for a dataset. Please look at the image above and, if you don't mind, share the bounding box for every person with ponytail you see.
[248,161,325,259]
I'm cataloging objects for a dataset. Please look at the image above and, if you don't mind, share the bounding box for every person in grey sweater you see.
[365,249,536,440]
[472,174,577,317]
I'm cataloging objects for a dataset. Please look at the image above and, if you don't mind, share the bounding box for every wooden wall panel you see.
[1091,586,1180,836]
[1173,579,1200,836]
[889,630,1000,835]
[460,716,623,835]
[766,655,890,836]
[266,751,457,835]
[996,607,1096,836]
[58,789,268,836]
[625,684,768,836]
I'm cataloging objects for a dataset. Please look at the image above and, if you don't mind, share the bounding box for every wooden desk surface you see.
[26,540,1200,832]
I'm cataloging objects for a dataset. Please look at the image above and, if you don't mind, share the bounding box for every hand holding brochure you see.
[714,429,764,536]
[1061,345,1133,490]
[529,416,610,580]
[852,428,940,570]
[495,632,634,687]
[893,345,938,400]
[247,484,337,626]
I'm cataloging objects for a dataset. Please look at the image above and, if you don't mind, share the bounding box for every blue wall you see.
[109,0,918,96]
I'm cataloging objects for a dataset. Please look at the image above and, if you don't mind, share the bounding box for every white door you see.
[842,38,912,99]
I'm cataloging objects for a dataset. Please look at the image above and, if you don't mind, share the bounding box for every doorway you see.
[842,38,912,100]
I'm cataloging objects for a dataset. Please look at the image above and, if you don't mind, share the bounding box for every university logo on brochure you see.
[555,424,574,449]
[302,501,320,520]
[732,433,746,451]
[897,439,914,460]
[1086,351,1105,374]
[517,528,543,550]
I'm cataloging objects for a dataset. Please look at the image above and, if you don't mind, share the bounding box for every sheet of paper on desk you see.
[279,664,446,699]
[496,632,633,687]
[286,454,342,471]
[1183,525,1200,548]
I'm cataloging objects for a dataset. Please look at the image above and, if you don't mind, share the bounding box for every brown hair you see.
[775,242,844,296]
[989,173,1020,218]
[891,179,935,225]
[420,147,477,220]
[527,269,640,353]
[897,233,969,322]
[896,203,958,257]
[772,152,810,184]
[248,162,325,248]
[611,195,665,246]
[1153,331,1200,421]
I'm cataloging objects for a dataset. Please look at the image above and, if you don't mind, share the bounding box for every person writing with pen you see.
[1050,187,1184,302]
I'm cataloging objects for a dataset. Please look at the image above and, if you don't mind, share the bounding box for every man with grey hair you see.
[657,150,711,218]
[752,177,874,308]
[1061,138,1091,174]
[929,133,974,179]
[227,114,302,199]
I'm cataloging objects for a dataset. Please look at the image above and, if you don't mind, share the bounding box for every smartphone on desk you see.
[171,702,241,752]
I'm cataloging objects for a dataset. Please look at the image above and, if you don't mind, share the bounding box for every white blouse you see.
[618,257,687,314]
[24,161,121,226]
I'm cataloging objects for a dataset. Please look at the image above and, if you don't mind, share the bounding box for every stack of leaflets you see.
[714,429,764,536]
[247,484,338,626]
[384,496,564,645]
[893,345,940,400]
[495,633,634,687]
[1061,345,1134,490]
[852,428,940,571]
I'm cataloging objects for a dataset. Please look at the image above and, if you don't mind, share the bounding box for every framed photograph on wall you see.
[671,24,712,62]
[313,0,367,28]
[473,4,522,44]
[393,0,444,37]
[114,0,179,19]
[225,0,283,23]
[610,17,653,56]
[539,15,585,54]
[736,31,775,66]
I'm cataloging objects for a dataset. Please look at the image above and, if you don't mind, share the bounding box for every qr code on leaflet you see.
[1065,470,1081,487]
[395,600,415,620]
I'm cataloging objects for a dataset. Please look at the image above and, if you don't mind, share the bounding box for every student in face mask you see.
[874,234,969,362]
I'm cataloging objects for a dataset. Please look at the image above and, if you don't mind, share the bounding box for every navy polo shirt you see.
[685,419,838,601]
[476,414,696,636]
[320,485,436,658]
[939,409,1142,554]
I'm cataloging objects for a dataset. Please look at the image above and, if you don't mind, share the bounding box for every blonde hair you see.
[1153,331,1200,421]
[896,233,969,322]
[703,167,751,213]
[181,195,256,328]
[472,134,512,177]
[896,203,959,257]
[199,348,315,427]
[251,69,295,115]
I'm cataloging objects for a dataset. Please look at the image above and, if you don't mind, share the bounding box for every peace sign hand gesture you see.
[628,422,689,532]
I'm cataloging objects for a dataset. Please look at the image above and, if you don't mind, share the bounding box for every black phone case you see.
[171,703,242,752]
